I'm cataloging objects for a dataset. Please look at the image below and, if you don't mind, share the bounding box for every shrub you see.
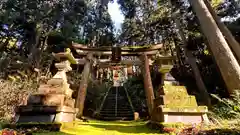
[0,79,38,122]
[210,90,240,119]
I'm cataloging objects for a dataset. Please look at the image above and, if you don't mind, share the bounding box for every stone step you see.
[100,114,134,118]
[99,116,134,121]
[100,110,133,113]
[100,113,134,117]
[101,109,133,112]
[97,86,134,121]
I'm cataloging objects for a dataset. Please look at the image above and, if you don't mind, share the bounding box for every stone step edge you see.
[29,93,73,99]
[15,105,76,114]
[158,105,208,113]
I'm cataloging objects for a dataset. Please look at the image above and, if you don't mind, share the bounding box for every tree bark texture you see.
[189,0,240,94]
[170,2,211,106]
[204,0,240,63]
[76,53,93,118]
[28,23,43,68]
[140,54,155,115]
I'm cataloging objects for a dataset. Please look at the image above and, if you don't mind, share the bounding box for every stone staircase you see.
[99,87,134,121]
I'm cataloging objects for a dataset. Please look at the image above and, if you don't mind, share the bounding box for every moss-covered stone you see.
[152,69,209,123]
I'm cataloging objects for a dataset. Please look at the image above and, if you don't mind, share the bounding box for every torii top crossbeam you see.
[68,43,176,66]
[72,43,165,56]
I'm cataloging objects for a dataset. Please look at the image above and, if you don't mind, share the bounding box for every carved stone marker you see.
[15,50,77,123]
[152,64,209,124]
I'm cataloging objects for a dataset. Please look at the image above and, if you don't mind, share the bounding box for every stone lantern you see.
[151,57,209,124]
[15,49,77,123]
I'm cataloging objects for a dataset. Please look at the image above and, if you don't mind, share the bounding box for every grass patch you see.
[34,120,161,135]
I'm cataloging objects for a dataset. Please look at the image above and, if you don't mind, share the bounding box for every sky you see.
[108,0,124,30]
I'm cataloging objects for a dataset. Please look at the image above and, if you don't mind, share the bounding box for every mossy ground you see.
[34,120,162,135]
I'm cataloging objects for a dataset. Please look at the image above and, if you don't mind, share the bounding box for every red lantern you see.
[114,72,119,77]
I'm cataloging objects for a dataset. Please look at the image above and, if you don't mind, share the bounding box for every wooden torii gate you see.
[71,43,175,118]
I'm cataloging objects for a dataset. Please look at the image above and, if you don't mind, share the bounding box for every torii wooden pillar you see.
[76,53,93,118]
[140,54,155,115]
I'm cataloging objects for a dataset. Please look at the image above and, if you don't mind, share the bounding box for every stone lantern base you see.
[15,77,76,123]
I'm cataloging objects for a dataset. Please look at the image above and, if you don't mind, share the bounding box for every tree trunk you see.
[28,23,43,68]
[189,0,240,94]
[76,53,93,118]
[170,1,211,106]
[204,0,240,63]
[140,54,155,116]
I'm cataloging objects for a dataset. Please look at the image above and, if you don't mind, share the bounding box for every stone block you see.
[160,106,208,113]
[164,114,203,123]
[15,105,75,114]
[162,85,188,96]
[47,78,65,86]
[15,105,76,123]
[55,62,72,71]
[16,114,56,123]
[27,94,74,107]
[64,97,75,108]
[27,95,43,105]
[38,84,64,94]
[151,105,208,124]
[55,112,75,122]
[43,94,65,106]
[154,96,198,108]
[162,95,198,107]
[15,105,59,114]
[152,83,209,124]
[134,112,139,121]
[38,85,72,97]
[59,106,76,113]
[65,88,73,98]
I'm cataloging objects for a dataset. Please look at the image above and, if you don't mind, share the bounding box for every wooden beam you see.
[75,49,159,56]
[72,43,163,52]
[76,59,143,66]
[75,55,175,66]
